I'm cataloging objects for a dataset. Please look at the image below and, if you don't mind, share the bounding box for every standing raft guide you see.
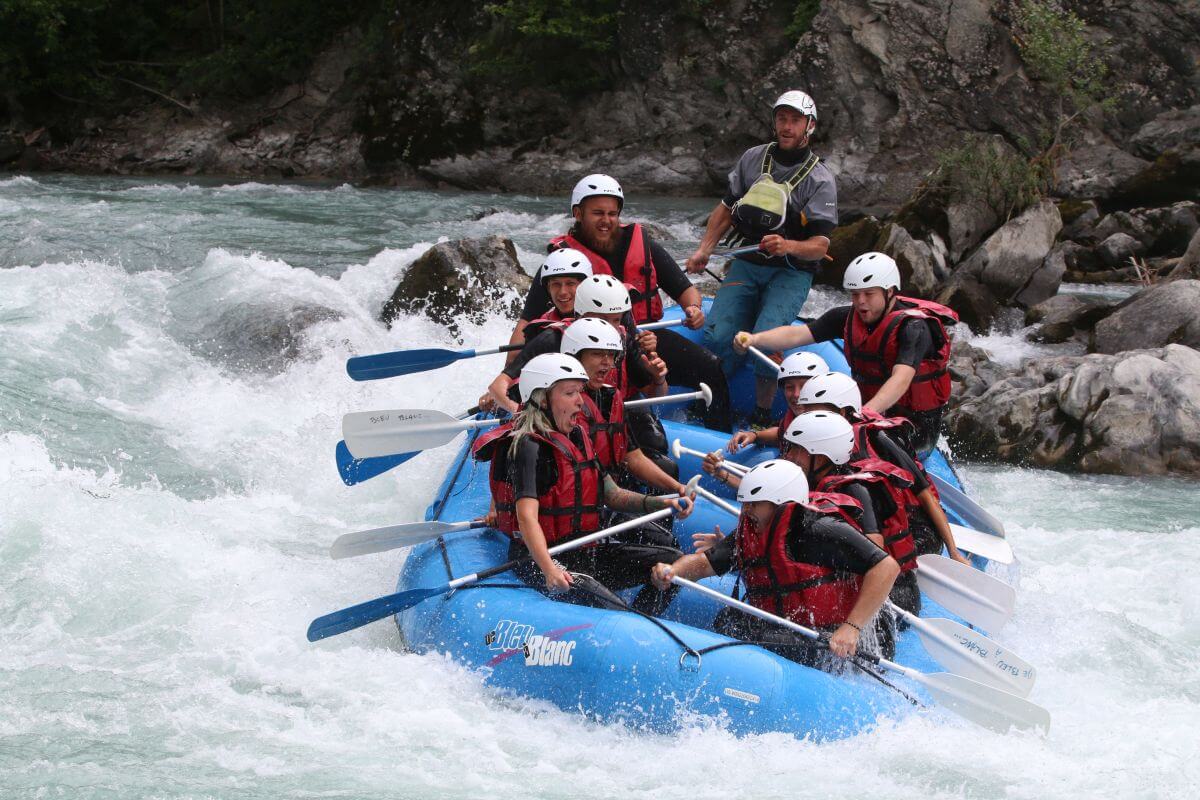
[310,92,1049,739]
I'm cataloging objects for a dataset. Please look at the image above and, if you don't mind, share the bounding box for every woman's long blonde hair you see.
[507,387,558,459]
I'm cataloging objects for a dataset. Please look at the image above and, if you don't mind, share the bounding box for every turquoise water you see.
[2,174,1196,799]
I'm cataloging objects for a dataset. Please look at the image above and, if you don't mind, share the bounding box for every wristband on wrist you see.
[642,495,649,513]
[844,620,862,633]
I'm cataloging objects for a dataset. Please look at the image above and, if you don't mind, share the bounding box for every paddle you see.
[672,576,1050,733]
[928,472,1007,537]
[915,553,1015,633]
[343,408,499,460]
[949,523,1014,565]
[747,345,782,375]
[671,439,751,474]
[637,318,687,332]
[306,508,674,642]
[344,388,714,462]
[347,343,526,382]
[333,476,700,561]
[335,440,418,486]
[885,601,1036,698]
[330,519,487,560]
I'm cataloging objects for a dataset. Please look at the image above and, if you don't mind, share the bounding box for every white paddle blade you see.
[342,408,471,459]
[916,554,1016,633]
[916,672,1050,734]
[699,382,713,407]
[330,519,473,559]
[950,523,1015,565]
[670,438,684,460]
[908,615,1036,698]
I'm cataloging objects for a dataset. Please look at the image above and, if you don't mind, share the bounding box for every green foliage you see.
[1013,0,1113,144]
[785,0,820,40]
[0,0,381,119]
[470,0,621,94]
[932,135,1053,221]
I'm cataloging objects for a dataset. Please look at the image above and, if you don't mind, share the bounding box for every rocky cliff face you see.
[13,0,1198,214]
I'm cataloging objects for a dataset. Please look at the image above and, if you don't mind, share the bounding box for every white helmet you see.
[574,275,631,315]
[541,248,593,285]
[773,90,817,120]
[784,411,856,465]
[518,353,589,403]
[570,174,624,211]
[778,351,829,385]
[796,371,863,413]
[560,317,622,356]
[736,459,810,505]
[843,252,901,292]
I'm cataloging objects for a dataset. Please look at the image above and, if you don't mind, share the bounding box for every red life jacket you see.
[472,421,602,545]
[819,460,919,572]
[550,223,663,323]
[579,386,628,472]
[850,408,916,462]
[734,502,862,627]
[842,296,959,412]
[522,307,572,342]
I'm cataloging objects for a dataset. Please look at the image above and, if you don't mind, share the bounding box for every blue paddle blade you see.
[335,441,419,486]
[306,584,449,641]
[346,347,473,381]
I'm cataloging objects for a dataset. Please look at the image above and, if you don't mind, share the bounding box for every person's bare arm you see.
[759,234,830,262]
[685,203,734,273]
[732,324,815,354]
[864,364,916,414]
[486,374,520,414]
[917,486,969,564]
[650,550,716,589]
[828,556,900,658]
[504,319,530,366]
[516,497,572,591]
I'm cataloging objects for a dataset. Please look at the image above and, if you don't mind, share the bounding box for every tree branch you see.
[93,70,197,115]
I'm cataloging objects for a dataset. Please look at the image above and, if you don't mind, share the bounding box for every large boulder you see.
[875,222,945,298]
[1090,280,1200,354]
[381,236,531,336]
[817,215,884,288]
[1024,294,1117,344]
[1091,202,1200,255]
[1129,105,1200,160]
[1054,144,1150,200]
[1095,232,1144,268]
[1167,228,1200,282]
[947,340,1010,407]
[937,277,1002,333]
[943,199,1062,309]
[945,344,1200,476]
[1114,109,1200,205]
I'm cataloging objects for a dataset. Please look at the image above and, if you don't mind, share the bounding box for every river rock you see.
[1167,228,1200,282]
[1058,199,1101,244]
[817,215,884,289]
[1129,105,1200,160]
[946,199,1062,309]
[381,236,531,336]
[1095,232,1144,268]
[1055,144,1150,200]
[937,277,1001,333]
[194,303,343,375]
[946,344,1200,476]
[876,222,944,298]
[947,340,1008,406]
[1090,280,1200,354]
[1025,294,1116,344]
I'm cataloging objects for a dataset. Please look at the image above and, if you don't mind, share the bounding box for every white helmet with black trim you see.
[575,275,631,315]
[777,351,829,385]
[773,90,818,120]
[518,353,589,403]
[540,248,593,285]
[570,174,624,211]
[843,251,901,292]
[736,459,810,505]
[796,371,863,413]
[560,317,622,356]
[783,411,856,465]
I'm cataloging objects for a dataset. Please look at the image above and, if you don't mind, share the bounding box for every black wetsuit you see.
[700,508,895,671]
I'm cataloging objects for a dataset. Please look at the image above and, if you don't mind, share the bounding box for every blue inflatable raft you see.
[391,303,1002,739]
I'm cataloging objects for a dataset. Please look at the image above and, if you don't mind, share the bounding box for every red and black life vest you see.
[550,223,663,323]
[850,407,916,462]
[472,421,602,545]
[734,502,862,627]
[818,459,919,572]
[522,307,572,343]
[842,296,958,413]
[579,386,628,471]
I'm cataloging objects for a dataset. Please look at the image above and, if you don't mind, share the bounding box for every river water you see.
[2,174,1197,799]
